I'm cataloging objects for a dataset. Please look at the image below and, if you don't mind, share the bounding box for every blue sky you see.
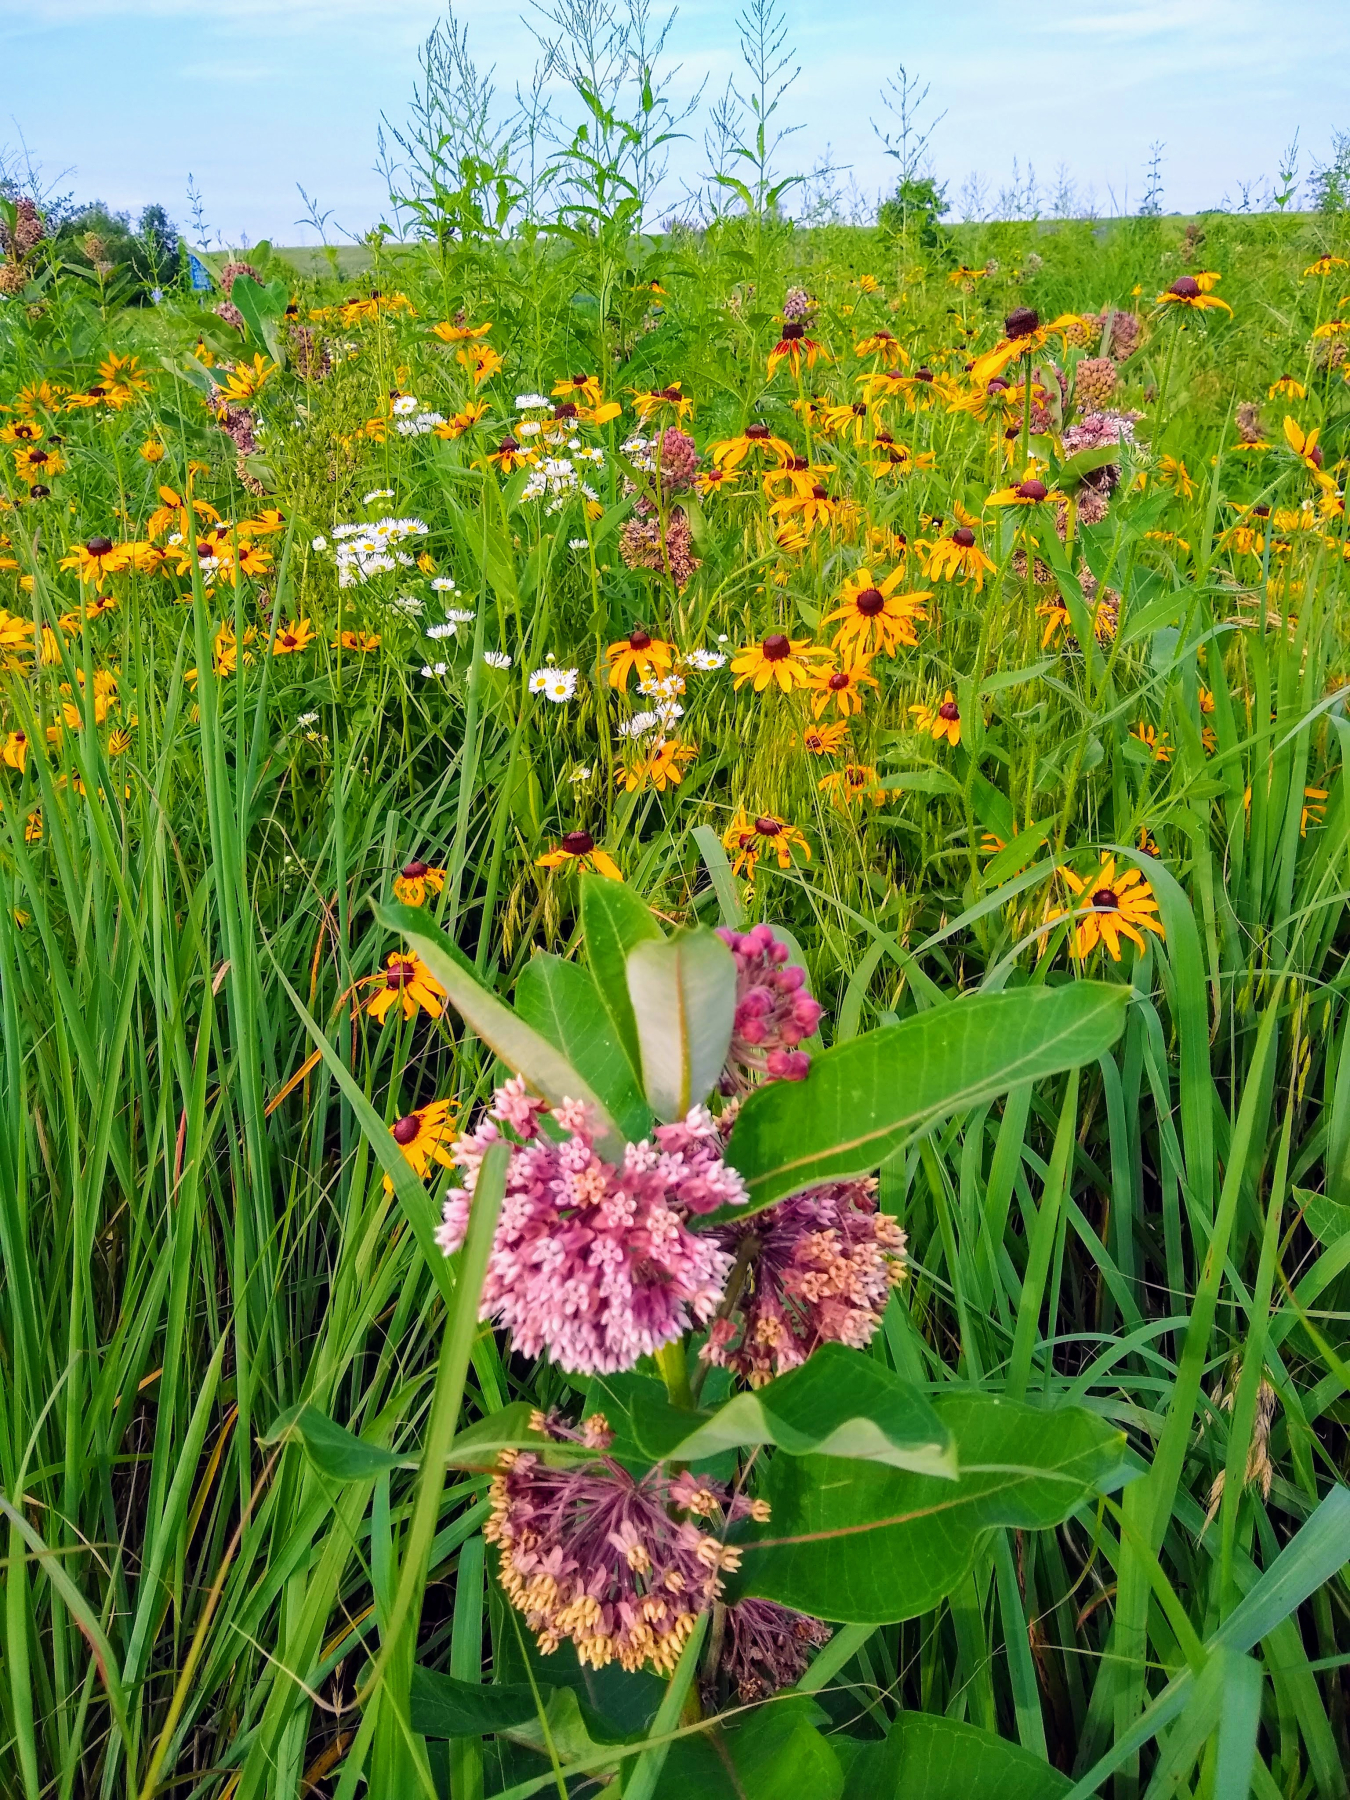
[3,0,1348,244]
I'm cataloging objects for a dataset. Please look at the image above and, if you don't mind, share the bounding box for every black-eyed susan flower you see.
[723,809,810,880]
[59,535,129,585]
[708,421,795,471]
[1303,255,1348,278]
[1131,722,1170,761]
[987,473,1056,510]
[606,627,673,689]
[1301,787,1329,836]
[1269,374,1307,400]
[272,618,315,656]
[1037,594,1071,648]
[910,691,961,747]
[1,729,29,770]
[432,319,493,343]
[921,526,996,591]
[536,830,623,881]
[384,1097,458,1195]
[968,309,1086,385]
[456,344,503,385]
[623,739,695,793]
[14,444,65,484]
[1053,854,1164,961]
[393,859,448,905]
[139,437,165,463]
[553,372,603,407]
[767,322,826,381]
[823,568,928,658]
[631,383,693,422]
[434,400,491,439]
[808,657,879,721]
[730,633,827,694]
[817,763,883,809]
[365,952,447,1024]
[852,329,907,367]
[1153,456,1196,499]
[800,720,849,756]
[1156,273,1231,315]
[336,630,381,653]
[1283,416,1336,489]
[484,435,533,473]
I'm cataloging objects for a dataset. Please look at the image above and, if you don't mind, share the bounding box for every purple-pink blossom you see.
[712,1598,832,1703]
[436,1079,748,1374]
[703,1177,907,1385]
[487,1410,766,1672]
[717,923,823,1088]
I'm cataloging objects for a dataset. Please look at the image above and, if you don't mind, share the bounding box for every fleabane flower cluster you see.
[717,923,824,1087]
[521,452,604,514]
[487,1410,766,1673]
[313,517,429,585]
[436,1078,748,1373]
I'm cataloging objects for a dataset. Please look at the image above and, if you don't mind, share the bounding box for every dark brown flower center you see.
[952,527,976,548]
[1170,276,1200,299]
[385,958,417,989]
[561,830,595,855]
[499,436,520,453]
[762,634,791,661]
[986,378,1009,394]
[915,366,934,381]
[86,386,105,398]
[28,450,47,464]
[1091,887,1119,909]
[659,386,682,401]
[745,422,770,439]
[854,586,885,616]
[86,535,114,556]
[938,700,960,721]
[392,1114,421,1145]
[828,670,849,690]
[1016,479,1048,501]
[754,816,782,836]
[572,373,588,386]
[811,484,828,500]
[1005,306,1040,339]
[402,859,429,879]
[553,402,578,420]
[781,322,805,341]
[629,627,652,650]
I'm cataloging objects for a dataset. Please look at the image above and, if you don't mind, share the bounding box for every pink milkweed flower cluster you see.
[703,1176,908,1386]
[486,1410,767,1673]
[436,1078,748,1374]
[717,922,823,1088]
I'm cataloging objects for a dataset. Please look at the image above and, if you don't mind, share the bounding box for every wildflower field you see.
[5,130,1350,1800]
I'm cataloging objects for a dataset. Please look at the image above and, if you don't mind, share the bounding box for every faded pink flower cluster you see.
[717,923,823,1088]
[713,1597,832,1703]
[436,1078,747,1373]
[704,1177,907,1385]
[620,427,702,589]
[487,1410,765,1673]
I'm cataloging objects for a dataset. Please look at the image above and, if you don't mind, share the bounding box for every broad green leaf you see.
[877,768,962,795]
[579,872,662,1080]
[1295,1186,1350,1247]
[1058,440,1125,485]
[835,1713,1071,1798]
[445,1401,592,1468]
[606,1346,955,1477]
[733,1395,1135,1623]
[263,1403,413,1478]
[719,984,1130,1216]
[653,1699,843,1800]
[515,952,652,1140]
[626,927,736,1121]
[377,900,626,1160]
[411,1672,544,1738]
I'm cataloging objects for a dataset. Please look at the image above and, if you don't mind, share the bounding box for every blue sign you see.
[188,253,213,291]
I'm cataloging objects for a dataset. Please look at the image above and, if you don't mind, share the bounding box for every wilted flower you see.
[713,1599,833,1703]
[435,1080,747,1372]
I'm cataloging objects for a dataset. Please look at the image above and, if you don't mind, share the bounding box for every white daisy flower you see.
[431,576,458,591]
[543,670,578,702]
[483,650,511,669]
[618,710,659,739]
[421,661,449,677]
[568,538,589,551]
[391,395,419,416]
[684,649,727,671]
[527,669,550,694]
[363,489,394,504]
[311,534,328,551]
[515,393,551,410]
[571,765,592,781]
[426,623,459,640]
